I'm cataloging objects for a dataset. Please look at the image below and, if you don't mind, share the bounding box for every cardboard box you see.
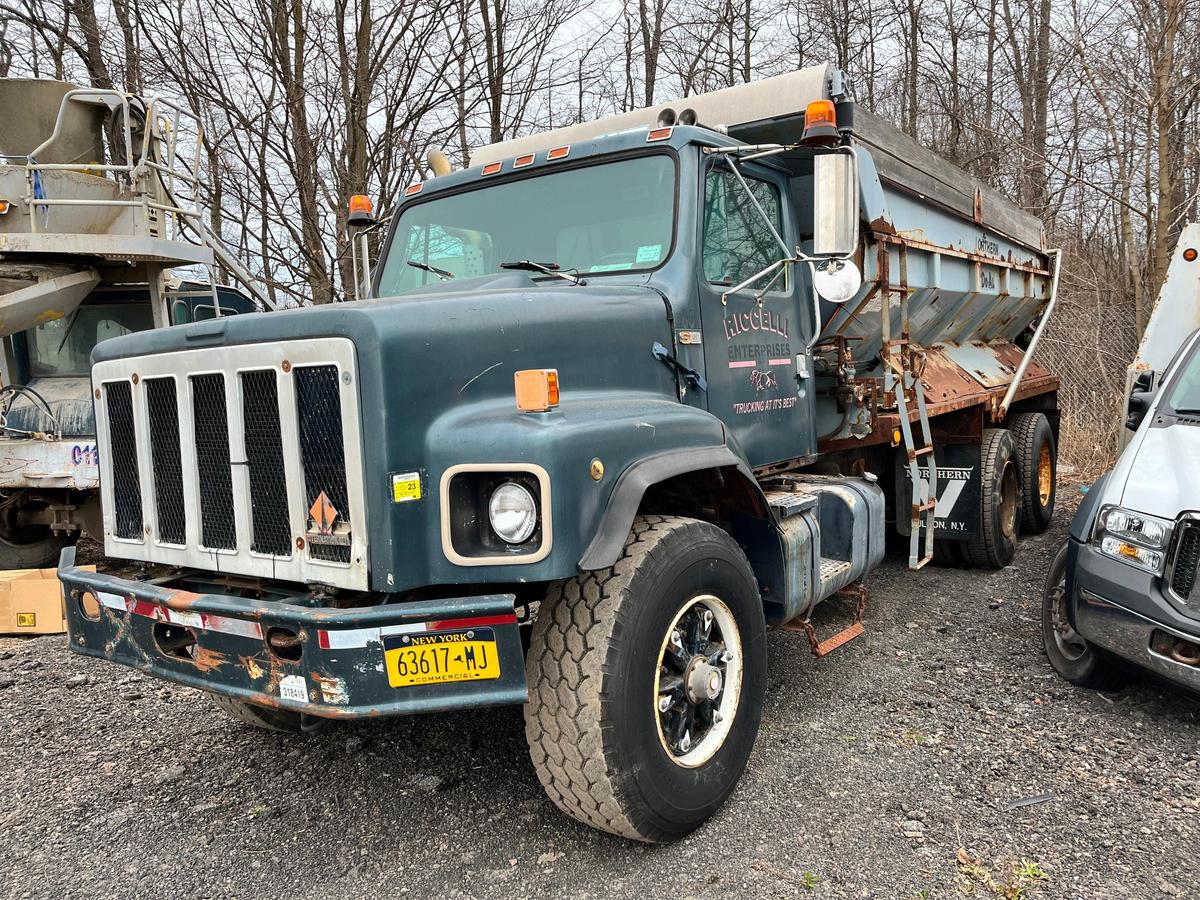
[0,566,96,635]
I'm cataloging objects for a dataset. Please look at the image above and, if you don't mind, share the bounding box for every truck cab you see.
[60,66,1061,842]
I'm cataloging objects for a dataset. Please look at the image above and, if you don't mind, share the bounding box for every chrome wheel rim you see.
[1048,571,1087,660]
[654,594,742,768]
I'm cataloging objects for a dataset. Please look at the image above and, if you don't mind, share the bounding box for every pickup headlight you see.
[1094,506,1172,573]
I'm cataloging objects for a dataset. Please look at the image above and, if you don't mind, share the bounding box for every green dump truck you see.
[60,66,1061,841]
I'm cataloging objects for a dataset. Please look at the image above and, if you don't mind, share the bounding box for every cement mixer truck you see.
[60,66,1060,841]
[0,79,268,566]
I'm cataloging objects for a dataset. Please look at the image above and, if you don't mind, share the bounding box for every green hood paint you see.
[92,278,729,591]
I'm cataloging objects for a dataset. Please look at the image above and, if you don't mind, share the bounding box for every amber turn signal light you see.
[515,369,560,412]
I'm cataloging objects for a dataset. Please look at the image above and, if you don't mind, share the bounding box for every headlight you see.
[488,482,538,544]
[1094,506,1172,572]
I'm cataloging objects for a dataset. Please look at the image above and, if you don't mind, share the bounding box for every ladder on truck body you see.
[879,255,937,570]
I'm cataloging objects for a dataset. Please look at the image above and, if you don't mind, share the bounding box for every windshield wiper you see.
[500,260,586,286]
[407,259,454,281]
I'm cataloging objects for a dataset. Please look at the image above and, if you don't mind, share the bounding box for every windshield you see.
[23,303,155,377]
[1167,341,1200,411]
[378,155,676,295]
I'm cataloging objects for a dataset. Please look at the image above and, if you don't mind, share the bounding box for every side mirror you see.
[812,150,859,257]
[1125,369,1157,431]
[1126,388,1156,431]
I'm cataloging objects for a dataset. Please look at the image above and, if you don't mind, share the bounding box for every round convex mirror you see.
[812,258,862,302]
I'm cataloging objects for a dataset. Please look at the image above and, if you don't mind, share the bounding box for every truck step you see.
[781,583,867,658]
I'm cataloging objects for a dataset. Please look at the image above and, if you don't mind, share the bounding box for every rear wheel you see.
[1010,412,1056,534]
[210,695,330,734]
[1040,542,1123,690]
[524,515,767,842]
[962,428,1020,569]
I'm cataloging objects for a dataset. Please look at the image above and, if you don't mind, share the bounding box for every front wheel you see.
[524,515,767,842]
[1040,542,1123,690]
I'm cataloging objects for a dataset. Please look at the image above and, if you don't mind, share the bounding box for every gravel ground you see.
[1,502,1197,900]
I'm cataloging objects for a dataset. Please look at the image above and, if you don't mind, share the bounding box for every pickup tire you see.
[961,428,1020,569]
[524,515,766,842]
[1040,541,1123,690]
[210,695,330,734]
[1010,412,1056,534]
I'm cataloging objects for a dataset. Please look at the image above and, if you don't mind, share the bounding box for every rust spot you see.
[131,373,139,384]
[281,359,292,373]
[296,536,305,550]
[242,656,265,680]
[189,646,229,674]
[163,589,205,611]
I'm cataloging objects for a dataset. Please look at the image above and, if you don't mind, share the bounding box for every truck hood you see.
[1113,421,1200,516]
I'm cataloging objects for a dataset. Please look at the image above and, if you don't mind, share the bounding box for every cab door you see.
[697,158,816,468]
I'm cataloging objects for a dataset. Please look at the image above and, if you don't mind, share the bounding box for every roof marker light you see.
[404,182,423,196]
[547,145,570,160]
[514,154,536,168]
[482,161,503,176]
[647,126,674,142]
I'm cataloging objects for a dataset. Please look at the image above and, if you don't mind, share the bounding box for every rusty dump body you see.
[801,110,1059,456]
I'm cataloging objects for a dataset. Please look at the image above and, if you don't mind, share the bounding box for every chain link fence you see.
[1035,274,1141,482]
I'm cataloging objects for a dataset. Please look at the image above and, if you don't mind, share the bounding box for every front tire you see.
[1040,542,1123,690]
[524,515,767,842]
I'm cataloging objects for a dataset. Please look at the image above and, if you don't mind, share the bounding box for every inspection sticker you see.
[392,472,422,503]
[279,674,309,704]
[15,613,35,628]
[635,244,662,265]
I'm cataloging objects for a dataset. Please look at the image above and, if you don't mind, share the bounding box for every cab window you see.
[24,303,155,377]
[702,167,786,291]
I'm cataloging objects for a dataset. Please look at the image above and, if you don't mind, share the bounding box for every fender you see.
[579,444,771,570]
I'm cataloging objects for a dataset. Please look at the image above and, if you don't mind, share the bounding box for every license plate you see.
[382,628,501,688]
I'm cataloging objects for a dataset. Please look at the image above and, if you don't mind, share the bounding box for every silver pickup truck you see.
[1043,228,1200,694]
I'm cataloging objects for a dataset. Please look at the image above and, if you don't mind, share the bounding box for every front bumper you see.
[58,547,528,718]
[1072,542,1200,693]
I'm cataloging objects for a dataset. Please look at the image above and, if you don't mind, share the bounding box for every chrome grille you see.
[93,339,367,590]
[241,369,292,557]
[145,377,186,545]
[295,365,351,564]
[104,381,142,539]
[1170,521,1200,606]
[191,373,237,550]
